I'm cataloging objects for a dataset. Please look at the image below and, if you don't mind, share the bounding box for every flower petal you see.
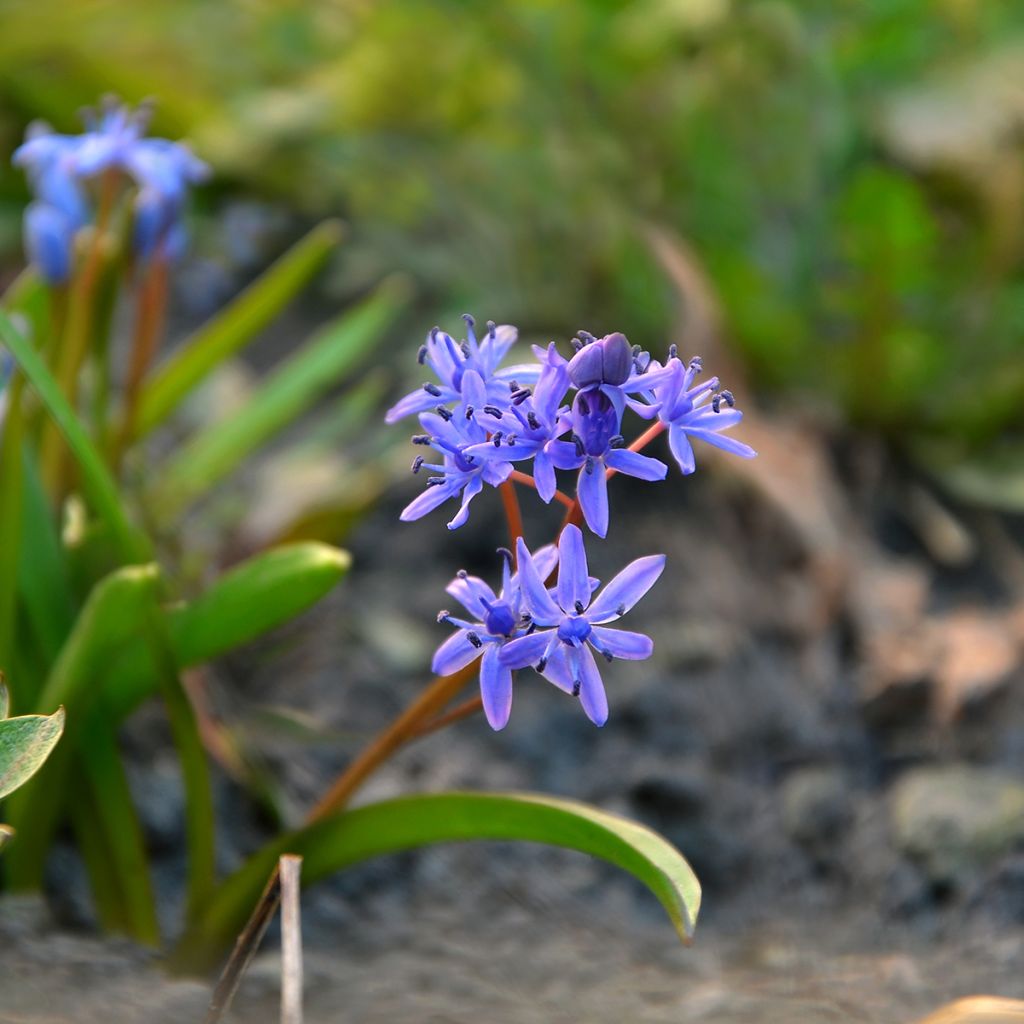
[541,646,575,694]
[577,462,609,538]
[500,629,555,669]
[533,449,556,503]
[460,368,488,410]
[548,439,584,471]
[577,645,609,726]
[556,524,590,612]
[480,645,513,730]
[431,630,482,676]
[668,424,696,475]
[400,482,457,522]
[528,543,559,586]
[685,428,757,459]
[446,475,483,530]
[446,575,498,619]
[587,554,666,623]
[589,626,654,660]
[514,538,562,622]
[604,448,667,481]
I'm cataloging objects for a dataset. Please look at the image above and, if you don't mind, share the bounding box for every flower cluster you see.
[389,321,755,538]
[13,97,209,284]
[390,316,756,730]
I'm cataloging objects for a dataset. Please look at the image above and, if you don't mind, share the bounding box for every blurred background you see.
[5,2,1024,1021]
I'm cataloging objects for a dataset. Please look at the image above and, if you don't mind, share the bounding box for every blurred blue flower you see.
[432,544,559,729]
[500,525,664,726]
[22,202,76,285]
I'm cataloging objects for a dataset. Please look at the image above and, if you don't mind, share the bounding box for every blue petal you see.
[23,202,74,284]
[499,629,555,669]
[547,440,584,471]
[577,645,608,726]
[446,575,498,619]
[385,388,449,424]
[431,630,482,676]
[577,462,609,538]
[589,626,653,660]
[587,554,666,623]
[447,474,483,530]
[514,538,562,622]
[480,645,513,730]
[533,449,556,503]
[540,646,575,694]
[400,482,457,522]
[605,448,667,481]
[460,368,488,410]
[668,424,696,474]
[528,542,559,585]
[556,524,590,612]
[685,428,757,459]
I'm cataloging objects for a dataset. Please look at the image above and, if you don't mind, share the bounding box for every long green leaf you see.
[0,374,26,666]
[3,564,162,890]
[156,277,410,518]
[105,543,351,719]
[171,792,702,973]
[0,311,149,564]
[135,220,345,437]
[0,707,64,799]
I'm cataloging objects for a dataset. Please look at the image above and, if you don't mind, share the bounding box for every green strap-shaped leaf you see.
[171,792,702,973]
[104,542,351,719]
[0,707,65,800]
[0,311,150,564]
[155,276,410,519]
[0,682,8,720]
[135,220,345,438]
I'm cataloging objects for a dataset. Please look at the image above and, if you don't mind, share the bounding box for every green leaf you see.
[2,564,162,891]
[0,681,8,720]
[0,825,14,852]
[155,276,410,518]
[0,707,65,800]
[0,311,150,565]
[135,220,345,438]
[171,791,702,973]
[105,543,351,719]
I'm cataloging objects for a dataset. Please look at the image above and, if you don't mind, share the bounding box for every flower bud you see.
[567,332,632,389]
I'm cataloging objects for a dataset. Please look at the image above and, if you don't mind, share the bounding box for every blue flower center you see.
[483,600,517,637]
[573,389,619,457]
[557,615,592,644]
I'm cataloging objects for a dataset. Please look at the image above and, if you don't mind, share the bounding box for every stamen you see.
[668,343,678,359]
[574,600,585,613]
[462,313,475,329]
[487,320,496,339]
[483,405,503,417]
[411,456,425,473]
[467,631,483,649]
[457,569,468,579]
[616,603,626,616]
[689,356,703,373]
[572,680,581,697]
[437,610,451,623]
[460,342,471,358]
[496,547,513,568]
[601,650,614,663]
[506,434,517,446]
[508,380,520,392]
[720,389,735,408]
[435,406,453,421]
[417,345,428,365]
[511,388,531,405]
[632,344,642,358]
[584,457,595,475]
[571,434,585,458]
[492,432,504,447]
[712,394,721,413]
[527,411,541,430]
[577,330,596,343]
[430,326,440,341]
[570,338,583,351]
[609,435,625,448]
[411,434,432,445]
[465,405,474,419]
[536,657,547,673]
[426,476,446,487]
[423,382,442,397]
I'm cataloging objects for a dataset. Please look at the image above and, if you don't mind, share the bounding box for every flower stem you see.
[499,478,524,552]
[305,661,478,822]
[508,470,574,508]
[408,694,484,738]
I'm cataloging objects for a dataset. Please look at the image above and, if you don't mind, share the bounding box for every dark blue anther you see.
[423,382,442,397]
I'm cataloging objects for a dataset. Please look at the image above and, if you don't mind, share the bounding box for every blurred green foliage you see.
[2,0,1024,446]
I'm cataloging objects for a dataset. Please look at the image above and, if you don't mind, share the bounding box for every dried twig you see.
[204,860,284,1024]
[279,855,304,1024]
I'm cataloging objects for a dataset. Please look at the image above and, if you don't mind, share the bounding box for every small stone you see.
[890,767,1024,886]
[780,766,852,855]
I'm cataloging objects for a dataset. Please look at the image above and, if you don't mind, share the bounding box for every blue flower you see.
[432,545,559,729]
[0,348,12,431]
[500,525,665,726]
[628,353,756,474]
[463,342,573,503]
[385,315,540,424]
[22,202,76,285]
[400,370,514,530]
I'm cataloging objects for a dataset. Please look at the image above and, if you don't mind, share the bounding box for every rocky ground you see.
[4,408,1024,1022]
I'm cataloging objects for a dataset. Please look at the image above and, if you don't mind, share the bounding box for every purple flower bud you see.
[567,332,632,389]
